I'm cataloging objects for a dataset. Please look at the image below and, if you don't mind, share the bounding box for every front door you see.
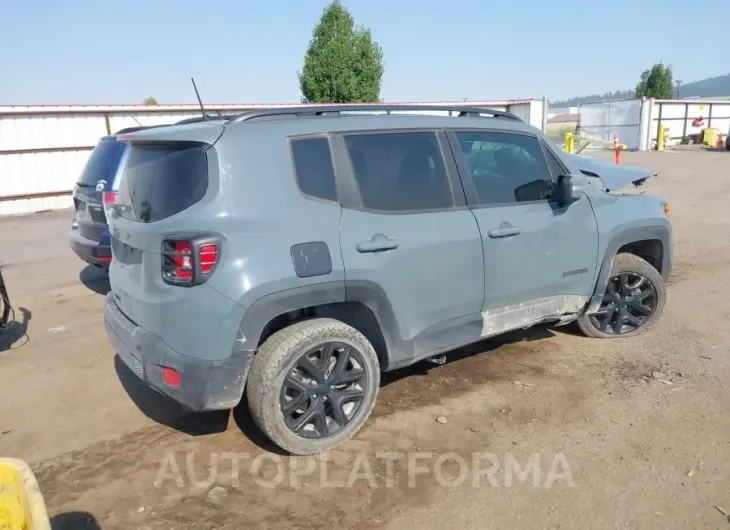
[447,129,599,336]
[336,130,485,365]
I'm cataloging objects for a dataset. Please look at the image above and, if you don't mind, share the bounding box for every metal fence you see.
[577,99,642,150]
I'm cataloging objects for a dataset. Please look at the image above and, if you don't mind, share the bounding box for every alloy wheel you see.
[280,342,368,439]
[589,272,658,335]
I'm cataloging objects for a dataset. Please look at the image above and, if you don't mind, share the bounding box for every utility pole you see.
[675,80,683,99]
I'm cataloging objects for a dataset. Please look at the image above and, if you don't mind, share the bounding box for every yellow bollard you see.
[657,126,666,151]
[564,132,574,154]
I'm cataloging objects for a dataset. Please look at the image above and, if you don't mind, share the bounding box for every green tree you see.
[635,63,674,99]
[299,1,384,103]
[142,96,158,105]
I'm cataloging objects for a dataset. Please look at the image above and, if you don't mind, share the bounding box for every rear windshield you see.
[116,143,209,223]
[78,140,124,188]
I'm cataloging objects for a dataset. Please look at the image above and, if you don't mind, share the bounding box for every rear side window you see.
[291,138,337,201]
[344,132,453,211]
[116,143,208,223]
[78,140,124,188]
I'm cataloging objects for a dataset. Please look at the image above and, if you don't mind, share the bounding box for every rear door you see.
[73,138,127,241]
[334,130,485,364]
[447,129,599,334]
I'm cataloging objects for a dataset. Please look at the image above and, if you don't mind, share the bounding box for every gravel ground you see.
[0,150,729,529]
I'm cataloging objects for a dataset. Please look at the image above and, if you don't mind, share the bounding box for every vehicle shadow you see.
[79,266,110,295]
[232,400,290,456]
[380,324,557,387]
[0,307,31,352]
[50,511,101,529]
[114,355,229,436]
[116,323,563,455]
[233,324,560,454]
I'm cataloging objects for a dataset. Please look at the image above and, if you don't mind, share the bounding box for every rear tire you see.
[577,253,666,338]
[246,318,380,455]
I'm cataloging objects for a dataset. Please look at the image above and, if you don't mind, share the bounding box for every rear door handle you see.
[356,234,399,253]
[487,227,521,238]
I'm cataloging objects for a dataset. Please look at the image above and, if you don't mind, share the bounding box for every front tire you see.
[577,253,666,338]
[246,318,380,455]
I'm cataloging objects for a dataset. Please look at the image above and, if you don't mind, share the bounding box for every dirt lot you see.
[1,150,729,529]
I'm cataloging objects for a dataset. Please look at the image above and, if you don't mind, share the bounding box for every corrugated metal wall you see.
[0,100,544,216]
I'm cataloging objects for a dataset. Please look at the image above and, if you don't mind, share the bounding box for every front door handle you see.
[356,234,399,253]
[488,227,521,238]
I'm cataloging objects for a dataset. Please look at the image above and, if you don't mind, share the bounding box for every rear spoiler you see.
[115,122,225,149]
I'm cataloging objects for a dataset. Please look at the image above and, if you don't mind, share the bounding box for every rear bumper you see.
[103,292,253,411]
[69,225,112,269]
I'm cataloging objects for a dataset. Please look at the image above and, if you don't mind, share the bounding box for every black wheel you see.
[246,318,380,455]
[577,253,666,338]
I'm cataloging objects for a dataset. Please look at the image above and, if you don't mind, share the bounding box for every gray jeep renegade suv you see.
[103,104,672,455]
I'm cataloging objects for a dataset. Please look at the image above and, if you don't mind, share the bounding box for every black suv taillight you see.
[161,236,221,286]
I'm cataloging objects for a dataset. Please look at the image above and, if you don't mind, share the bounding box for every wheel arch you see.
[586,226,672,314]
[235,281,402,370]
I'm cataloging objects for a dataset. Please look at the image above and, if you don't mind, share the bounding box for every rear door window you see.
[78,140,124,188]
[116,143,209,223]
[343,131,454,211]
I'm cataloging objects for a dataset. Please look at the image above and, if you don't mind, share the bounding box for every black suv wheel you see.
[577,253,666,338]
[246,318,380,455]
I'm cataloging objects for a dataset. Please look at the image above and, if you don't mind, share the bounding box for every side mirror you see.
[556,174,588,205]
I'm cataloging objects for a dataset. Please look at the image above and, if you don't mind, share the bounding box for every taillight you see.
[199,245,218,273]
[102,191,119,221]
[102,191,118,206]
[161,237,221,286]
[173,241,194,281]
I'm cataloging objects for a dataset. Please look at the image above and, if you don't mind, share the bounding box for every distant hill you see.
[552,73,730,107]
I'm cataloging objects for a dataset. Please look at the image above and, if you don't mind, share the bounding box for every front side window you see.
[544,145,568,179]
[344,132,453,212]
[455,131,555,205]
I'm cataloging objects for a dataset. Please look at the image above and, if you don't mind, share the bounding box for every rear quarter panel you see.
[202,123,345,318]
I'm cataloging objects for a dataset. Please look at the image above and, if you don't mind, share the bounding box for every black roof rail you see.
[225,104,523,124]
